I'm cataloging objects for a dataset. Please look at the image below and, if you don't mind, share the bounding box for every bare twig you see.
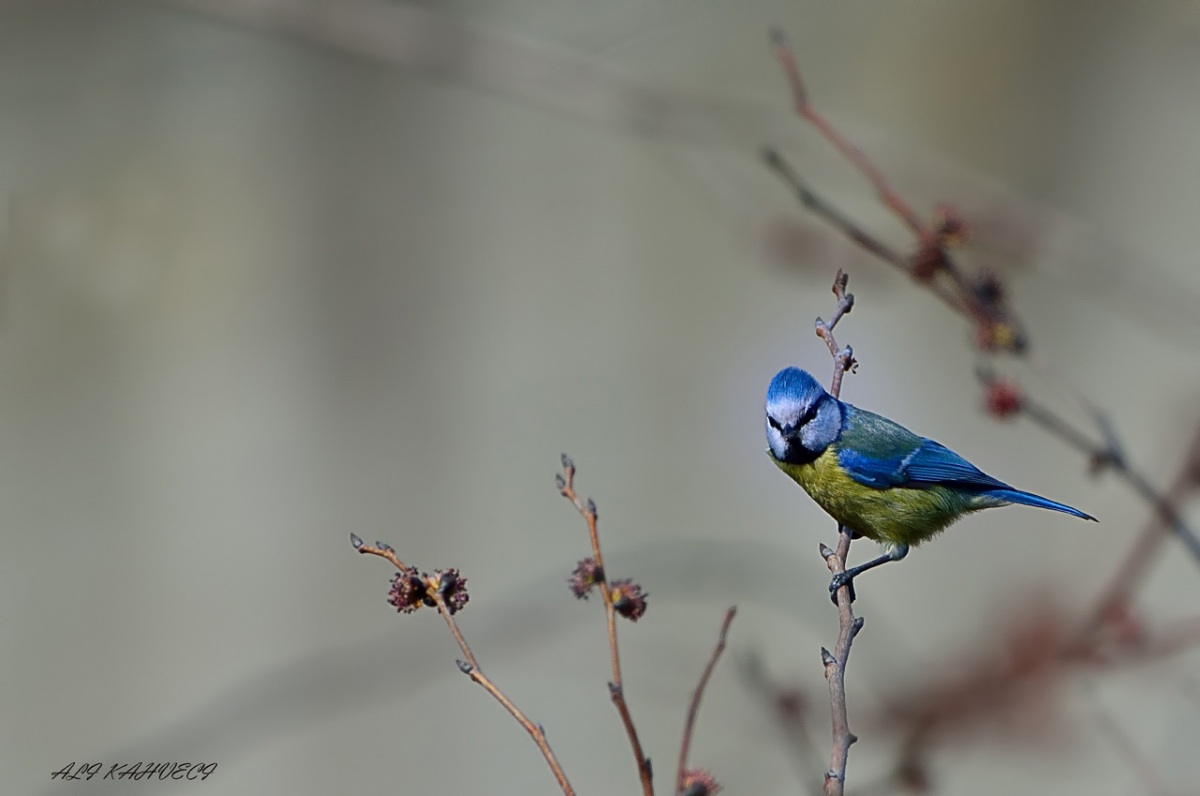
[750,587,1200,793]
[769,28,929,241]
[351,535,575,796]
[676,607,737,794]
[1084,448,1200,627]
[811,271,864,796]
[761,147,970,319]
[766,31,1027,354]
[558,459,654,796]
[761,149,907,265]
[977,369,1200,627]
[820,535,863,796]
[813,269,857,399]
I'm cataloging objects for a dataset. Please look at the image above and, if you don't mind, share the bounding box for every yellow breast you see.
[771,447,969,546]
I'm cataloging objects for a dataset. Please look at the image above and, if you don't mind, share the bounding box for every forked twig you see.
[814,269,857,399]
[766,29,1026,353]
[760,147,966,316]
[977,370,1200,643]
[769,28,929,242]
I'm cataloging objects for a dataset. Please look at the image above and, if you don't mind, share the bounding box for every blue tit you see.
[764,367,1095,592]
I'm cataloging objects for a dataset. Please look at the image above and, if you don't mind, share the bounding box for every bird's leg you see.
[829,543,909,599]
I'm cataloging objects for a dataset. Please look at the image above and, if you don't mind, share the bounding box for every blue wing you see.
[837,439,1010,491]
[834,406,1008,490]
[835,408,1096,520]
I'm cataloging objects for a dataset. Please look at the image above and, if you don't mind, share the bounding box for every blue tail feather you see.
[984,488,1097,521]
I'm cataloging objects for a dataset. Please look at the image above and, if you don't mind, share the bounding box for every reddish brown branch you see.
[761,148,907,264]
[557,459,654,796]
[769,28,930,241]
[765,31,1027,354]
[676,607,737,794]
[1083,463,1200,639]
[1084,421,1200,608]
[976,370,1200,635]
[352,535,575,796]
[760,148,968,317]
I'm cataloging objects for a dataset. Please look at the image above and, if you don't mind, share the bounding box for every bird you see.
[764,367,1095,594]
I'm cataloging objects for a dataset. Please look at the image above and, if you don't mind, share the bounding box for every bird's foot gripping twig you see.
[827,573,856,605]
[827,543,910,603]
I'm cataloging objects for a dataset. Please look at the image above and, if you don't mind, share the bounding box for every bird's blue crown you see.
[766,367,825,407]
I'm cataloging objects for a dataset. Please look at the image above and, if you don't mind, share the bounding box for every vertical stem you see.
[561,475,654,796]
[821,530,863,796]
[676,607,737,792]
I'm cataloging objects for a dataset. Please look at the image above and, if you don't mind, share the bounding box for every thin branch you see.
[761,149,909,268]
[761,147,969,317]
[811,271,864,796]
[558,459,654,796]
[1080,427,1200,644]
[769,28,930,241]
[976,370,1200,625]
[676,607,737,794]
[820,533,863,796]
[765,31,1027,354]
[813,269,857,399]
[351,537,411,575]
[351,535,575,796]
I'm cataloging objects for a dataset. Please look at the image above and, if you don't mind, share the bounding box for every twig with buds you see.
[814,269,858,399]
[558,455,654,796]
[350,534,575,795]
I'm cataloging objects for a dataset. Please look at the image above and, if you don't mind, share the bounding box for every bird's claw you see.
[828,572,856,604]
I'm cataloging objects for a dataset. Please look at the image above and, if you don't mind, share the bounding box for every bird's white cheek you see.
[766,426,786,459]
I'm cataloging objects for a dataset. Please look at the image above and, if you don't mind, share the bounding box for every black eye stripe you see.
[799,403,818,425]
[767,403,818,435]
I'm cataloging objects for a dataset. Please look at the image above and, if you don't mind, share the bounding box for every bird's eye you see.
[798,403,819,427]
[766,415,783,432]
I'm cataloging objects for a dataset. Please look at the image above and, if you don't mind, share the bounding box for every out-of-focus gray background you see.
[5,1,1200,794]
